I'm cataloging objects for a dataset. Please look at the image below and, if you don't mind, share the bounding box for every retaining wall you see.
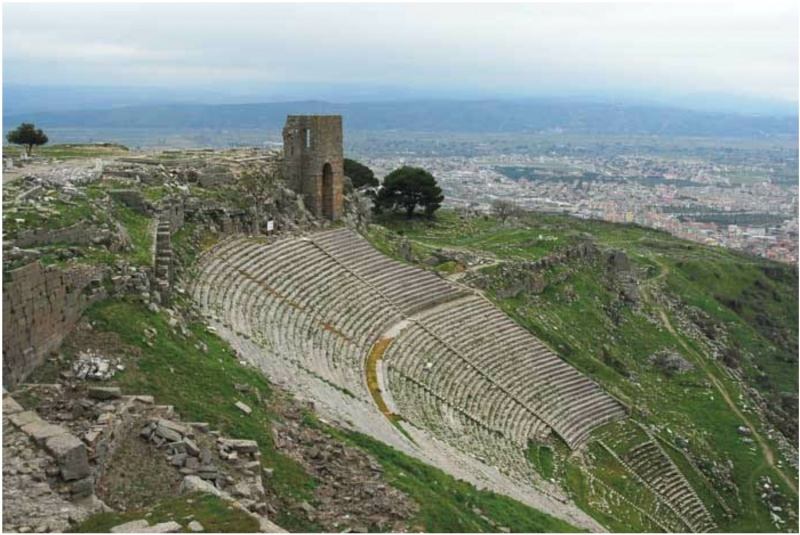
[2,261,107,387]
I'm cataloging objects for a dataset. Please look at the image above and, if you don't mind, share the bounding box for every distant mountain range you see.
[4,99,798,138]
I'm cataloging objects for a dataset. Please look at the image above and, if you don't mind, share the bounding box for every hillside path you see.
[643,255,797,495]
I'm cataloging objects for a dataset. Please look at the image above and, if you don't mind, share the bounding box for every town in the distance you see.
[355,133,798,264]
[8,127,796,264]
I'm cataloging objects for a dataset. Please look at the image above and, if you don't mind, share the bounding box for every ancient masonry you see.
[193,229,625,454]
[152,196,185,305]
[282,115,344,220]
[2,262,107,387]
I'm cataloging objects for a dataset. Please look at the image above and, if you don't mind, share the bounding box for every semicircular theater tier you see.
[192,228,626,452]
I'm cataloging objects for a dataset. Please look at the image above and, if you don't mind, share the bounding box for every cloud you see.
[4,30,179,62]
[3,2,797,103]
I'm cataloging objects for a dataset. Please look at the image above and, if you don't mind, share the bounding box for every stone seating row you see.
[625,441,715,531]
[310,229,467,315]
[193,237,403,402]
[385,294,626,449]
[388,370,542,484]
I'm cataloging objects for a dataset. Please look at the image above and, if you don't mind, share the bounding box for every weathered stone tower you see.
[282,115,344,220]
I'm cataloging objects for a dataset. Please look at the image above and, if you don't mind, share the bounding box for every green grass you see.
[370,211,569,261]
[70,492,258,533]
[321,424,581,533]
[111,204,153,265]
[83,298,317,530]
[4,143,129,161]
[527,443,555,480]
[3,180,156,269]
[3,194,107,242]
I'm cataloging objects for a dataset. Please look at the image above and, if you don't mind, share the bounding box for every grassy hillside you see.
[366,209,798,533]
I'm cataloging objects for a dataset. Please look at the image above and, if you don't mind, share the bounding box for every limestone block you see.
[3,395,24,414]
[157,418,191,436]
[21,421,67,443]
[69,475,94,497]
[141,521,182,533]
[154,424,182,443]
[234,401,252,415]
[182,437,200,456]
[45,433,90,481]
[111,520,150,533]
[8,410,39,428]
[88,386,122,400]
[218,438,259,454]
[179,475,222,497]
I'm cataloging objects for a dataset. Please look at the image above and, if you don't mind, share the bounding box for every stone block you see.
[182,438,200,456]
[141,521,182,533]
[156,418,191,436]
[179,475,222,497]
[218,438,259,454]
[70,475,94,497]
[45,432,90,480]
[111,520,150,533]
[154,423,183,443]
[88,386,122,400]
[8,410,40,428]
[22,421,67,443]
[3,395,24,414]
[235,401,252,415]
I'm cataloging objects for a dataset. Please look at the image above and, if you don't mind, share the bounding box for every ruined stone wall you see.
[282,115,344,220]
[108,189,152,215]
[2,262,107,387]
[152,196,186,305]
[14,221,113,249]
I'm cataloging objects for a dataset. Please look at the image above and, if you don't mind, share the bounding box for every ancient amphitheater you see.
[192,228,716,532]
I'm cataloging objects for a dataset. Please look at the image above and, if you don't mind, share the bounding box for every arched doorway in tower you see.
[321,163,334,219]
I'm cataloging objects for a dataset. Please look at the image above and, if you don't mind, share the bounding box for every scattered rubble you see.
[73,351,122,381]
[270,401,417,532]
[139,417,267,515]
[2,391,103,532]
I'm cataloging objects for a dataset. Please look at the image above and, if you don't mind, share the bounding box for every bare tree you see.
[491,199,523,223]
[236,162,280,234]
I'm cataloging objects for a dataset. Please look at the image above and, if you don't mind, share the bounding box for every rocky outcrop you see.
[648,350,694,376]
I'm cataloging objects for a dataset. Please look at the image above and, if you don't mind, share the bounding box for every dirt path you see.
[444,250,502,282]
[643,255,797,495]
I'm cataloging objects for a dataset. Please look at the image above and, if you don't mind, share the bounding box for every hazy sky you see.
[3,2,798,104]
